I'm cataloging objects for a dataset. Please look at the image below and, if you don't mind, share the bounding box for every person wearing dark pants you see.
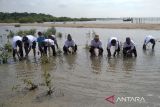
[107,37,120,57]
[12,36,23,60]
[89,35,103,56]
[48,35,59,49]
[123,37,137,57]
[22,35,37,57]
[143,35,155,50]
[63,34,77,54]
[43,39,56,56]
[37,32,45,56]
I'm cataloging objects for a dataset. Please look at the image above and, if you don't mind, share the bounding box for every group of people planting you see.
[12,32,155,60]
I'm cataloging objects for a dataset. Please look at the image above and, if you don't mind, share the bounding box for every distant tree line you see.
[0,12,96,23]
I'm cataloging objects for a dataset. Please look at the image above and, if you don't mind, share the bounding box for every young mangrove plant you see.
[40,55,50,64]
[43,27,56,38]
[4,43,12,52]
[23,79,38,90]
[7,30,15,38]
[56,32,62,38]
[14,24,21,27]
[17,29,36,36]
[43,71,54,95]
[0,47,10,64]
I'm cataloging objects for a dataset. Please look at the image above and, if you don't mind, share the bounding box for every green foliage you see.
[14,24,21,27]
[16,29,36,36]
[56,32,62,38]
[41,56,50,64]
[0,12,96,23]
[23,79,38,90]
[0,48,10,64]
[43,27,56,37]
[4,43,12,52]
[43,71,54,95]
[8,31,15,38]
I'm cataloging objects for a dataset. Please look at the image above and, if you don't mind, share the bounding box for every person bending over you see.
[143,35,155,50]
[43,39,56,56]
[123,37,137,57]
[12,35,23,60]
[107,37,120,57]
[37,32,45,56]
[22,35,37,57]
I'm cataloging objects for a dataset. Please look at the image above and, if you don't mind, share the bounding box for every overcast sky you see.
[0,0,160,18]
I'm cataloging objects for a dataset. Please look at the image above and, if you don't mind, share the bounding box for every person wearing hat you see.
[143,35,155,50]
[37,32,45,56]
[12,35,23,59]
[107,37,120,57]
[123,37,137,57]
[63,34,77,54]
[89,35,103,56]
[22,35,37,57]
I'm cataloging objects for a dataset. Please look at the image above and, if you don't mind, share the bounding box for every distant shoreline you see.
[1,23,160,30]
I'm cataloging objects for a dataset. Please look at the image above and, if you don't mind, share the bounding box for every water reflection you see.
[90,56,102,74]
[64,54,77,71]
[40,57,57,72]
[15,58,36,80]
[107,58,119,72]
[143,49,155,56]
[122,58,136,73]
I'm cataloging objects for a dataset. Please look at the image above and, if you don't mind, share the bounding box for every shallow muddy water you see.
[0,26,160,107]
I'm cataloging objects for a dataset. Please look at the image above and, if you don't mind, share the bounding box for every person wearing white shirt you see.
[48,35,59,49]
[12,35,23,59]
[107,37,120,57]
[43,38,56,56]
[89,35,103,56]
[63,34,77,54]
[143,35,155,50]
[123,37,137,57]
[22,35,37,57]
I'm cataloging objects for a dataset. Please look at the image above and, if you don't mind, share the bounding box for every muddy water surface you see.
[0,26,160,107]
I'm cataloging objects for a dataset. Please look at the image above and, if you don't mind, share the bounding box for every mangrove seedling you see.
[43,27,56,38]
[23,79,38,90]
[14,24,21,27]
[40,56,50,64]
[4,43,12,52]
[7,30,15,38]
[43,71,54,95]
[56,32,62,38]
[0,48,10,64]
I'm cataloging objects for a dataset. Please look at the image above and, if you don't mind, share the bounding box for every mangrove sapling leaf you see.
[41,56,50,64]
[43,71,54,95]
[23,79,38,90]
